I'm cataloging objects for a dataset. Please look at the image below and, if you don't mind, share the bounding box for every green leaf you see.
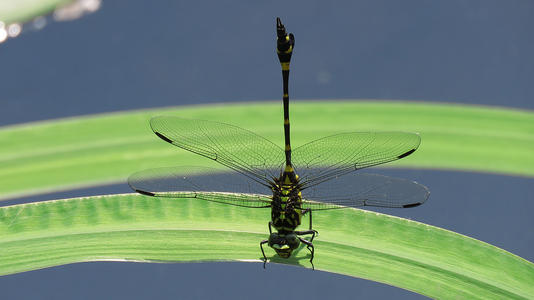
[1,101,533,200]
[0,0,73,24]
[1,101,533,298]
[0,194,532,299]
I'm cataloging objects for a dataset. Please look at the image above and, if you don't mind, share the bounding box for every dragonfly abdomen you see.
[277,16,295,168]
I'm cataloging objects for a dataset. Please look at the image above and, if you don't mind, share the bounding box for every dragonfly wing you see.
[292,132,421,189]
[128,166,272,208]
[301,172,429,210]
[150,116,285,186]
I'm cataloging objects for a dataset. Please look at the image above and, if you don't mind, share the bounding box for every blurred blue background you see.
[0,0,533,299]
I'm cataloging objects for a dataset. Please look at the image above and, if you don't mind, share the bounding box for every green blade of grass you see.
[0,101,532,200]
[1,194,532,299]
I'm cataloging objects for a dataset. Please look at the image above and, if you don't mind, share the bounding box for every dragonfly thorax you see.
[270,170,303,234]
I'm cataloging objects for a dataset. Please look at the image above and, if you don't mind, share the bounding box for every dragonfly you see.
[128,17,429,269]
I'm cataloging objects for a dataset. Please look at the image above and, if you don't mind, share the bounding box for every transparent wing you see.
[150,116,285,186]
[301,172,429,210]
[128,166,273,208]
[292,132,421,189]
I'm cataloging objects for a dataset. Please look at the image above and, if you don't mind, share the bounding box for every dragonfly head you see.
[268,232,300,258]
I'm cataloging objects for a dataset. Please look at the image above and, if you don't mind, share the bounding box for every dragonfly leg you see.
[298,237,315,270]
[302,208,314,230]
[260,239,269,268]
[267,221,274,234]
[301,208,319,239]
[294,229,318,242]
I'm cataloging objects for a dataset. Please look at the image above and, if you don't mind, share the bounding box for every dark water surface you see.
[1,0,533,299]
[1,0,533,127]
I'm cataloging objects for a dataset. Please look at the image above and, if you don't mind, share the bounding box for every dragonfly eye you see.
[284,233,300,248]
[268,233,300,258]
